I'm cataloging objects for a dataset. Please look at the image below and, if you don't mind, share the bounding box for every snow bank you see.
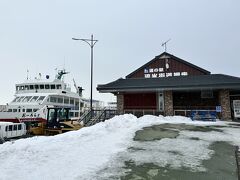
[0,115,237,180]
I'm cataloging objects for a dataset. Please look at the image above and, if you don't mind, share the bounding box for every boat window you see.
[80,102,84,107]
[12,97,19,102]
[50,97,57,103]
[16,86,20,91]
[75,101,79,107]
[17,96,25,102]
[23,96,32,102]
[37,96,45,102]
[21,97,26,102]
[64,98,69,104]
[56,84,62,89]
[51,84,56,89]
[13,109,17,112]
[14,125,17,131]
[7,109,12,112]
[30,85,34,90]
[57,97,63,103]
[20,86,25,90]
[25,85,29,90]
[70,112,74,117]
[18,124,22,130]
[33,109,38,112]
[75,112,79,117]
[35,85,39,89]
[40,85,44,89]
[26,109,32,113]
[30,96,39,102]
[70,98,74,105]
[45,84,50,89]
[8,125,12,131]
[5,126,8,131]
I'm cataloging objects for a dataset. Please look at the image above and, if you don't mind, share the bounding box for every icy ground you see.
[0,115,239,180]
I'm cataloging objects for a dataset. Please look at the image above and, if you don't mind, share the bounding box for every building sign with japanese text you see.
[144,67,188,78]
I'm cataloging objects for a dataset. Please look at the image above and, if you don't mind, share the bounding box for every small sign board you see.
[233,100,240,118]
[216,106,222,112]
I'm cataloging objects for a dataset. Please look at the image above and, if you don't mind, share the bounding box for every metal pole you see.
[90,34,93,111]
[72,35,98,117]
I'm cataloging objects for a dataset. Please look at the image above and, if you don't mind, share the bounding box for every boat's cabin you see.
[15,81,70,94]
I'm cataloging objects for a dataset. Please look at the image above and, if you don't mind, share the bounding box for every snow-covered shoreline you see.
[0,115,238,180]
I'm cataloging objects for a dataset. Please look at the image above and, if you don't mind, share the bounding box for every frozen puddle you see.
[96,123,239,180]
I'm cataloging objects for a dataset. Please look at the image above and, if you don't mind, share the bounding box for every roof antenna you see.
[162,39,171,52]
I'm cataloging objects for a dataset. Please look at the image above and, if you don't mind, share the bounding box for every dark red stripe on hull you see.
[0,118,46,123]
[0,119,20,123]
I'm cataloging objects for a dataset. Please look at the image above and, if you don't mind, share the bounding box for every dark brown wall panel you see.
[128,57,206,79]
[124,93,156,109]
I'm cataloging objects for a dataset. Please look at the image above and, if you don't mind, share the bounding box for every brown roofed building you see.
[97,52,240,121]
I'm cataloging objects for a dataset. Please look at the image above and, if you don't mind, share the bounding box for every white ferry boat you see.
[0,69,85,123]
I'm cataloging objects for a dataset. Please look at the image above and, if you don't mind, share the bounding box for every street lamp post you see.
[72,35,98,112]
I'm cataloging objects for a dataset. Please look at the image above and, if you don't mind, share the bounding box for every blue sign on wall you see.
[216,106,222,112]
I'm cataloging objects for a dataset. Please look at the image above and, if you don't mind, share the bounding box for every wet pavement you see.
[99,123,239,180]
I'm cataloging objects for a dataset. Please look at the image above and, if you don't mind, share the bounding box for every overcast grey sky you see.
[0,0,239,104]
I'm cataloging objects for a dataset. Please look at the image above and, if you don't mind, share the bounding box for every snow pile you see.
[0,115,238,180]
